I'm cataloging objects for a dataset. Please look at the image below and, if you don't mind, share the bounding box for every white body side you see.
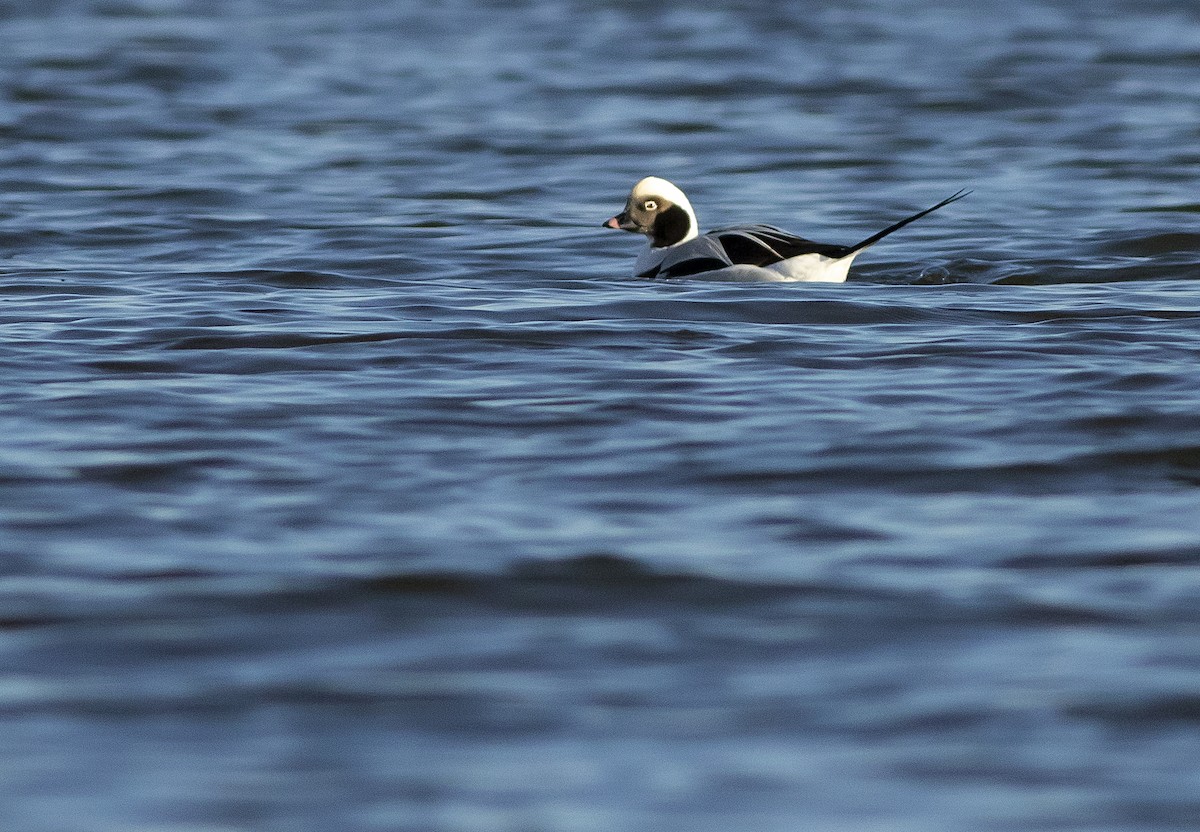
[765,252,855,283]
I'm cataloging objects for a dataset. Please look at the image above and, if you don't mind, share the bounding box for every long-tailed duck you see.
[603,176,967,282]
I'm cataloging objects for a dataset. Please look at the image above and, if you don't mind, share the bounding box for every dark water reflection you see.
[3,1,1200,830]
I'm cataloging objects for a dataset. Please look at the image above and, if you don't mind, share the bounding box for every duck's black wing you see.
[709,225,851,266]
[639,227,848,279]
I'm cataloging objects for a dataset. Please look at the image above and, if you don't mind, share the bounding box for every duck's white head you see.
[603,176,699,248]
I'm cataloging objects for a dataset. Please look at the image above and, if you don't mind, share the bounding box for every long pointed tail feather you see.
[845,189,970,256]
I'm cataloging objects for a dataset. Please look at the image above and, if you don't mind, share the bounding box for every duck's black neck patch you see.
[652,204,692,248]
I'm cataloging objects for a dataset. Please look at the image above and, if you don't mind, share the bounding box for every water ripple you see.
[5,1,1200,829]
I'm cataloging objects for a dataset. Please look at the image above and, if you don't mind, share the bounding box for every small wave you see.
[82,358,180,374]
[1,551,1169,651]
[109,186,236,208]
[1091,231,1200,259]
[358,553,805,612]
[1124,202,1200,214]
[1065,693,1200,726]
[539,296,972,327]
[0,554,895,630]
[73,459,209,489]
[163,330,413,350]
[0,271,146,297]
[205,269,368,288]
[1001,548,1200,571]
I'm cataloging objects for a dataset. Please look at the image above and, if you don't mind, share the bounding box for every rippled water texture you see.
[3,1,1200,830]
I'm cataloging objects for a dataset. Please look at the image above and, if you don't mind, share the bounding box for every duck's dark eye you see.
[642,200,657,211]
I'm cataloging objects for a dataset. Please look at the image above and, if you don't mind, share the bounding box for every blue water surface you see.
[3,1,1200,830]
